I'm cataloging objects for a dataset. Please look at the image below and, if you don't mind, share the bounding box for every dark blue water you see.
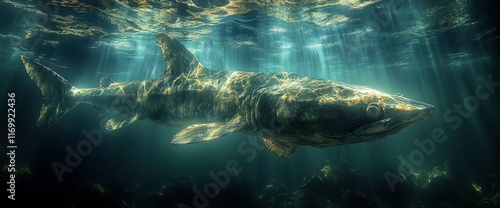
[1,0,499,207]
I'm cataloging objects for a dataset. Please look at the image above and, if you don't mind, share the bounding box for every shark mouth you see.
[351,118,394,136]
[350,117,417,136]
[351,106,434,136]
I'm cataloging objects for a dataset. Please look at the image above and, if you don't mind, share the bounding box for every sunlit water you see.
[1,0,499,207]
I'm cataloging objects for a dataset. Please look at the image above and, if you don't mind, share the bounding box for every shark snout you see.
[418,103,434,119]
[397,96,434,122]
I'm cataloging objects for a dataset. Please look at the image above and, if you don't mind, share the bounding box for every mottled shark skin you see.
[22,33,434,157]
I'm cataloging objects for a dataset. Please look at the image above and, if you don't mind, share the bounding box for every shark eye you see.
[366,103,382,119]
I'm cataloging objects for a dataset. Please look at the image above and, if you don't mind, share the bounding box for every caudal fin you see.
[21,55,77,132]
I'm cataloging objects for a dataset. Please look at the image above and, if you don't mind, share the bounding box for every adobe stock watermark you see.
[179,112,292,208]
[51,93,139,182]
[384,73,500,192]
[177,137,265,208]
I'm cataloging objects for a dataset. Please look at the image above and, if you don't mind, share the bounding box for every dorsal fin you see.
[156,33,204,77]
[99,76,115,88]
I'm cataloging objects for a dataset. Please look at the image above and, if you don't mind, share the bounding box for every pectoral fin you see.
[172,118,246,144]
[263,138,297,157]
[105,113,140,130]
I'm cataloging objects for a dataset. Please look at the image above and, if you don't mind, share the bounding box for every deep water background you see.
[1,0,500,207]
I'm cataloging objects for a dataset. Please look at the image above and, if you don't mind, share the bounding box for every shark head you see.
[342,91,435,141]
[271,80,434,147]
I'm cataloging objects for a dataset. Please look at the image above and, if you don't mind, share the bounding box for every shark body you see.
[22,33,434,157]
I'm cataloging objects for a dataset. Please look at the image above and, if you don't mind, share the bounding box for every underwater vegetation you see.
[3,156,498,208]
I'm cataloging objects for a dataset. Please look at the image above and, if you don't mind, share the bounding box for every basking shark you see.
[22,33,434,157]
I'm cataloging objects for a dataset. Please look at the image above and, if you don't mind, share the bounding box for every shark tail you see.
[21,55,77,132]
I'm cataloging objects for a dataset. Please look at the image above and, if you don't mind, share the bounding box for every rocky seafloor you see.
[4,156,499,208]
